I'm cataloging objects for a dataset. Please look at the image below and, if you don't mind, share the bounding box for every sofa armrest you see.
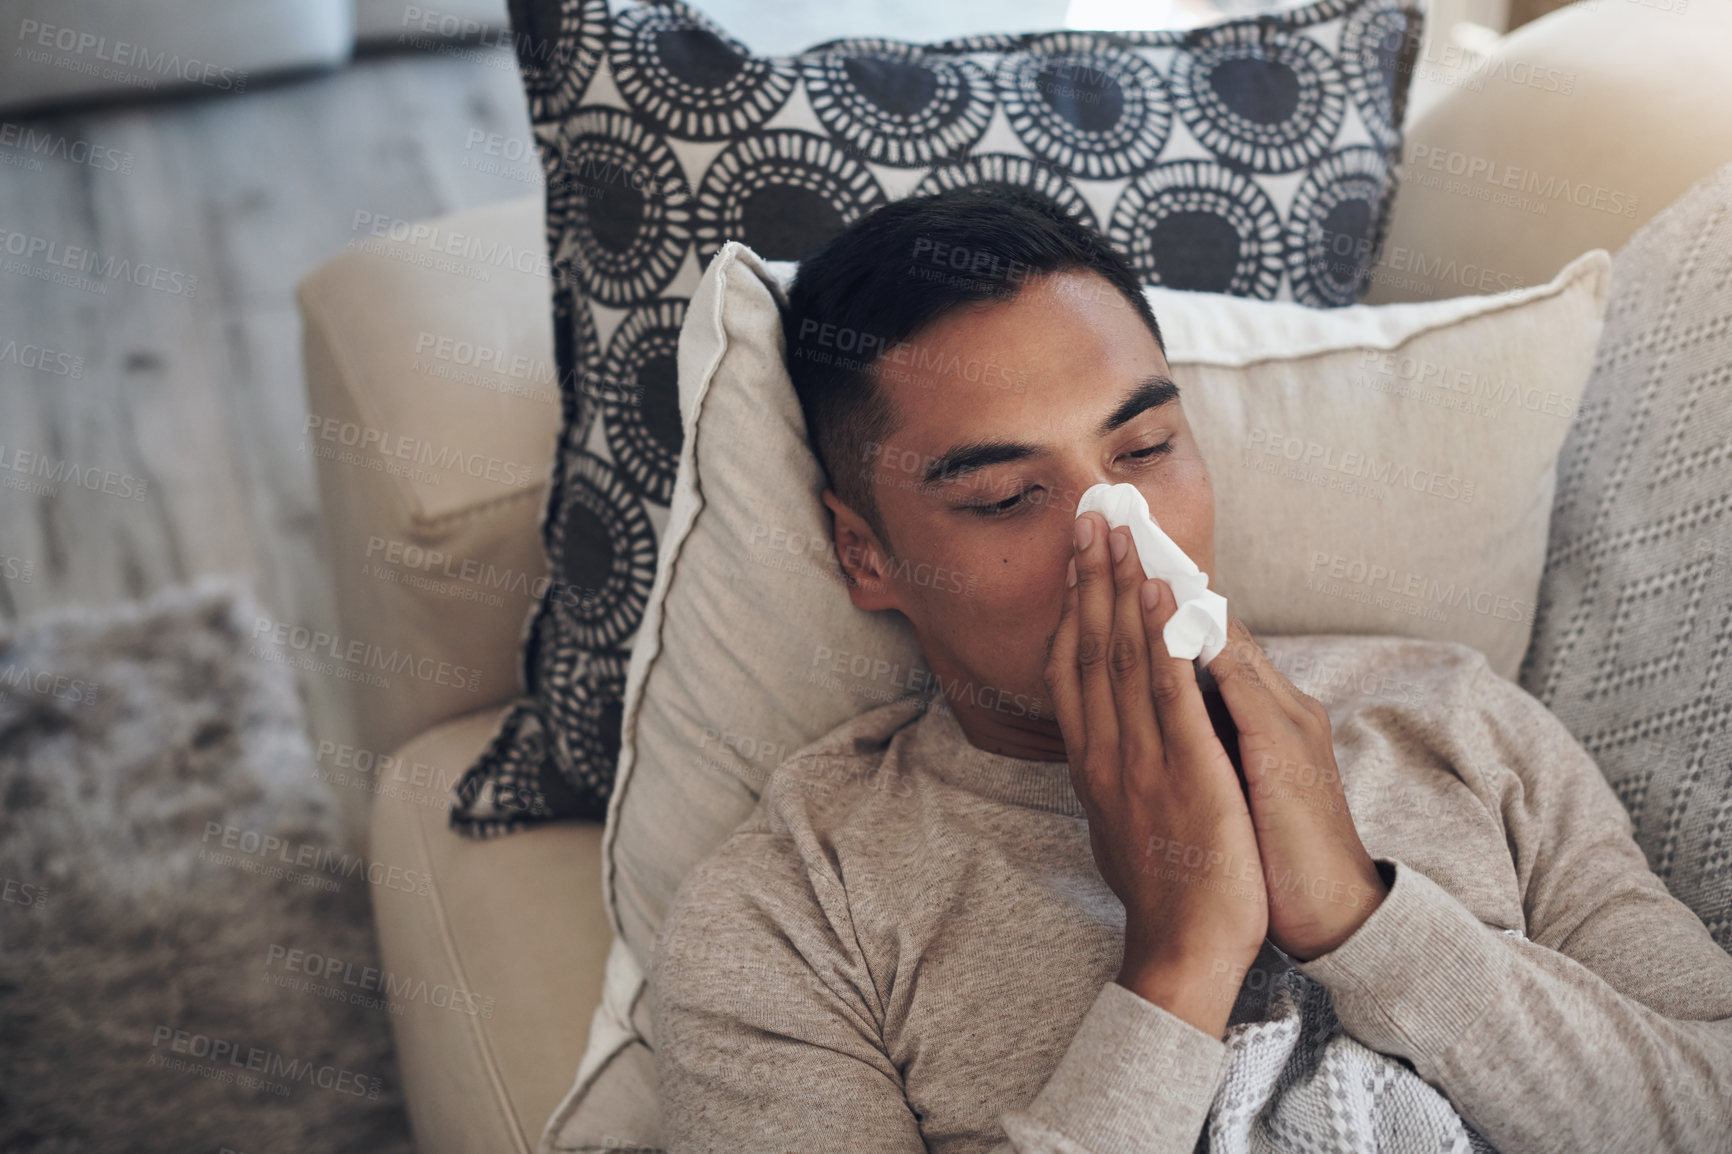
[1367,0,1732,303]
[369,707,610,1154]
[295,194,557,799]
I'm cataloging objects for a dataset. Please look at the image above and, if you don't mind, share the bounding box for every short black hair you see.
[782,182,1165,552]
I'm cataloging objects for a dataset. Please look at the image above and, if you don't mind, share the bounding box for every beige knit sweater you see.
[648,635,1732,1153]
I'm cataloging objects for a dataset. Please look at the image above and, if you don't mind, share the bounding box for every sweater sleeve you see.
[1296,661,1732,1154]
[649,826,1230,1154]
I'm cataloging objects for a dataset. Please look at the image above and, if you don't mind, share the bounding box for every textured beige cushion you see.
[1366,0,1732,304]
[548,238,1612,1149]
[1519,159,1732,952]
[369,705,610,1154]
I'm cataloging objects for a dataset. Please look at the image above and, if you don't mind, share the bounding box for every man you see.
[648,184,1732,1152]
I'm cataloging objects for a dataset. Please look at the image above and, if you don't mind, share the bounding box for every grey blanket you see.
[1208,951,1496,1154]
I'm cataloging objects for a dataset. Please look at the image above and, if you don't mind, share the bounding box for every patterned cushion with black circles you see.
[450,0,1426,835]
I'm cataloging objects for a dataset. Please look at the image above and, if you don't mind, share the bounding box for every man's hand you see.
[1203,618,1389,962]
[1044,513,1267,1039]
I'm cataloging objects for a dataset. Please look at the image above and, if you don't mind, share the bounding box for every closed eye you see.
[1125,440,1175,462]
[959,439,1174,518]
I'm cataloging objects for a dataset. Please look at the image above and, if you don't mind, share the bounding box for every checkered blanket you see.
[1207,963,1496,1154]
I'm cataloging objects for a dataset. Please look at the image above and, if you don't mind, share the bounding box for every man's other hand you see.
[1203,617,1389,962]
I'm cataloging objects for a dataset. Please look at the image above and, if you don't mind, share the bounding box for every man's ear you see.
[820,486,901,613]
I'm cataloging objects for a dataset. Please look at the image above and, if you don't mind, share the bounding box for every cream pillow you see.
[543,240,1611,1152]
[1160,253,1608,677]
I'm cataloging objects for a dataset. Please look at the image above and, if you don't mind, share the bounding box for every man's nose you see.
[1058,471,1116,518]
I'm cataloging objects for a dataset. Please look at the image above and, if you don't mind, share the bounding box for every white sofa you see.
[294,2,1732,1150]
[0,0,508,113]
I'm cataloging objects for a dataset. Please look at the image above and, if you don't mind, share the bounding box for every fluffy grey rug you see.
[0,576,416,1154]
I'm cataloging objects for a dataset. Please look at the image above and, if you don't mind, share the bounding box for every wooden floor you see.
[0,5,1073,767]
[0,42,563,793]
[0,41,568,623]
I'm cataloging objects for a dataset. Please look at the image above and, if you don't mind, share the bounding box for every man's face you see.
[821,267,1216,761]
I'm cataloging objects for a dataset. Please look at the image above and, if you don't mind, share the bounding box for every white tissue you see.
[1075,482,1229,668]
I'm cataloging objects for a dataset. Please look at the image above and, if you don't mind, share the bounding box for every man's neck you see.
[943,695,1069,762]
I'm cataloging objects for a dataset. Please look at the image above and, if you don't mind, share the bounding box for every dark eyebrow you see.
[916,375,1180,492]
